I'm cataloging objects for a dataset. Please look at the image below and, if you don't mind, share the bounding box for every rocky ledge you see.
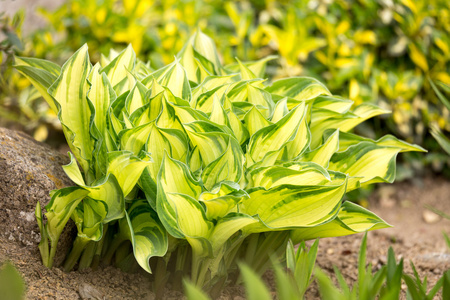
[0,127,74,265]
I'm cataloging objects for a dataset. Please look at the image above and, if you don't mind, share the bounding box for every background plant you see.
[249,0,450,177]
[0,10,61,142]
[4,0,449,173]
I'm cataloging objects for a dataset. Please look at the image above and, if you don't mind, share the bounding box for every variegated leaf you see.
[124,200,168,273]
[265,77,330,101]
[101,44,136,94]
[246,102,306,166]
[241,178,347,233]
[328,142,401,186]
[14,56,61,113]
[48,45,94,178]
[290,201,391,242]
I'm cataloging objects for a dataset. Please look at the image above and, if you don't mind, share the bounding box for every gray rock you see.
[0,127,75,266]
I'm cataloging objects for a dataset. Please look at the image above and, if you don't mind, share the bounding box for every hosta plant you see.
[17,30,424,291]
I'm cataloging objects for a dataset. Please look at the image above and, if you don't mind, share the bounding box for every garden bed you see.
[1,177,448,299]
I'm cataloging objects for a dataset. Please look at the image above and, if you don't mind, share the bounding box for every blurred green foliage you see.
[0,11,60,142]
[1,11,26,125]
[429,80,450,155]
[248,0,450,176]
[0,261,26,300]
[1,0,449,174]
[37,0,229,65]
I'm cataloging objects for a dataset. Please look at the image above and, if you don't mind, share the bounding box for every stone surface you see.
[78,283,104,300]
[0,127,74,265]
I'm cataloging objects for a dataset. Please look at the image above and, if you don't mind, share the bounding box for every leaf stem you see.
[47,239,58,268]
[91,225,108,269]
[78,241,97,270]
[252,231,289,274]
[102,235,127,265]
[191,249,211,288]
[63,236,90,271]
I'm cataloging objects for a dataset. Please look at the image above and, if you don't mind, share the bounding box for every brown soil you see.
[1,177,449,299]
